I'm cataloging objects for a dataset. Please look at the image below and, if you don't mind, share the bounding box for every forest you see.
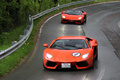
[0,0,81,34]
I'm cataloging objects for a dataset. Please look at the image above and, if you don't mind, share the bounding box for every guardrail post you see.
[24,29,28,35]
[28,15,32,25]
[27,25,30,30]
[58,2,60,10]
[11,41,17,46]
[0,50,3,53]
[20,35,24,40]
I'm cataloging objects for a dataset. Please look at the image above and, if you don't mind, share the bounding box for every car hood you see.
[62,14,83,20]
[44,48,92,62]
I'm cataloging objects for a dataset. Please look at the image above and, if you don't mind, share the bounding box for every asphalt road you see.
[1,1,120,80]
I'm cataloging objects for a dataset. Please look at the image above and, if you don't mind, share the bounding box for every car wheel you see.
[95,52,98,60]
[84,15,87,23]
[94,47,98,60]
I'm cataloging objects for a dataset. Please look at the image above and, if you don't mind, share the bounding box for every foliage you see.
[0,0,55,46]
[0,0,83,35]
[0,0,73,47]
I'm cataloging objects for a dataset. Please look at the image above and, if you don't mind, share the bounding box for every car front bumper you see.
[61,18,84,24]
[43,58,93,69]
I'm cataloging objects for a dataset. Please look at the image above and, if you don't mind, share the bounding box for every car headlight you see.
[72,52,80,57]
[62,16,66,18]
[81,53,89,59]
[46,53,53,59]
[78,17,82,20]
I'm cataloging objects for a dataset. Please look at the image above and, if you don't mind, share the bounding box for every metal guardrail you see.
[0,0,94,60]
[0,16,33,60]
[32,0,94,20]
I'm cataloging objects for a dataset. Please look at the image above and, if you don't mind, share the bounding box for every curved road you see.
[1,1,120,80]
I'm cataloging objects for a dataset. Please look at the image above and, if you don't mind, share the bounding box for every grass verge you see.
[0,24,27,50]
[0,0,119,78]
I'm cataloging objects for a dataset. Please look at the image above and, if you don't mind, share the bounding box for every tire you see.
[94,47,98,60]
[84,15,87,23]
[95,53,98,60]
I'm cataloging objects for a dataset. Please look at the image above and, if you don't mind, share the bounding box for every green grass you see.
[0,13,47,78]
[0,25,26,50]
[0,0,119,78]
[95,0,120,2]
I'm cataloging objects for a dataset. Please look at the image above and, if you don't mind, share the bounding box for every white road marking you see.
[39,13,61,36]
[44,13,61,24]
[97,66,105,80]
[78,26,82,36]
[82,74,89,80]
[87,6,120,20]
[118,21,120,29]
[78,26,82,31]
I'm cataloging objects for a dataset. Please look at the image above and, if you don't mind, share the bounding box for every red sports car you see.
[61,10,87,24]
[43,36,98,69]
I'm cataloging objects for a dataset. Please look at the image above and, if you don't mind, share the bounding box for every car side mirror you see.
[43,44,48,48]
[91,44,98,49]
[61,11,64,14]
[92,44,98,47]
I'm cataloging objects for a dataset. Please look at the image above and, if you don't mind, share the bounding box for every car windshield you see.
[65,10,83,15]
[50,39,88,50]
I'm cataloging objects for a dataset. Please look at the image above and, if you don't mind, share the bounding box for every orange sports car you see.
[61,10,87,24]
[43,36,98,69]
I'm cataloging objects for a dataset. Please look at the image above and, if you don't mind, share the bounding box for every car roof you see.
[56,36,87,40]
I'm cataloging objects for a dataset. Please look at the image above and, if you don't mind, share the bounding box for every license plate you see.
[61,63,71,68]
